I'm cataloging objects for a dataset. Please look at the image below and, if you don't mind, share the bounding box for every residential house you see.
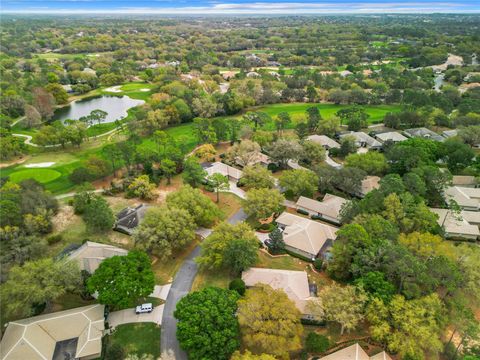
[452,175,478,188]
[113,204,149,235]
[375,131,408,143]
[203,161,243,181]
[0,304,105,360]
[306,135,340,149]
[296,194,349,225]
[222,71,237,80]
[340,132,382,150]
[430,208,480,240]
[339,70,353,77]
[404,127,444,142]
[275,212,338,260]
[242,268,313,314]
[442,129,458,139]
[67,241,128,274]
[320,343,392,360]
[235,152,271,168]
[444,186,480,211]
[358,176,381,198]
[246,71,261,78]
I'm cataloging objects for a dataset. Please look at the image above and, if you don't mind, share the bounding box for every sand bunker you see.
[140,88,151,92]
[24,162,55,168]
[104,85,122,93]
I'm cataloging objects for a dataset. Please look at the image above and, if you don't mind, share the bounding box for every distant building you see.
[404,127,444,142]
[114,204,149,235]
[442,129,458,139]
[430,208,480,240]
[67,241,128,274]
[320,343,392,360]
[375,131,408,143]
[444,186,480,211]
[275,212,338,260]
[340,132,382,150]
[62,84,74,93]
[82,67,96,76]
[246,71,261,78]
[235,152,271,168]
[296,194,349,225]
[222,71,237,80]
[203,161,243,181]
[242,268,313,313]
[306,135,340,149]
[339,70,353,77]
[0,304,105,360]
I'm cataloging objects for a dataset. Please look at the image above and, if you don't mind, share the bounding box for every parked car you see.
[135,303,153,314]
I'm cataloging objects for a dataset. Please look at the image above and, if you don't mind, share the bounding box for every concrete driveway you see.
[108,305,164,329]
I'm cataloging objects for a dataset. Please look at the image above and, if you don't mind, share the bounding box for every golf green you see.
[9,169,62,184]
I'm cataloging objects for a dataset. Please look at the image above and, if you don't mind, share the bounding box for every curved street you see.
[160,208,247,359]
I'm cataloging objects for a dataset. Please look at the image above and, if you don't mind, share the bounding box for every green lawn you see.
[106,323,161,358]
[9,168,61,184]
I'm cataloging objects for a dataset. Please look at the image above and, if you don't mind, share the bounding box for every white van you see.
[135,303,153,314]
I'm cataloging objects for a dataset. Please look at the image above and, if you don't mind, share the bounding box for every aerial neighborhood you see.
[0,12,479,360]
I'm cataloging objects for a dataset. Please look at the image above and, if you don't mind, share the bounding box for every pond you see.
[53,95,145,124]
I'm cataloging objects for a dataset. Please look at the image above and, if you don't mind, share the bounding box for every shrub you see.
[267,163,279,172]
[104,342,125,360]
[297,208,309,216]
[46,234,62,245]
[305,332,329,353]
[313,258,323,271]
[229,278,246,296]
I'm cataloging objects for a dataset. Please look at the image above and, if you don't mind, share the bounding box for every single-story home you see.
[306,135,340,149]
[203,161,243,181]
[222,71,237,80]
[404,127,444,142]
[235,152,271,168]
[242,268,313,314]
[358,176,381,198]
[444,186,480,211]
[320,343,392,360]
[452,175,478,188]
[375,131,408,143]
[442,129,458,139]
[339,132,382,150]
[68,241,128,274]
[275,212,338,260]
[114,204,149,235]
[0,304,105,360]
[296,194,349,225]
[430,208,480,240]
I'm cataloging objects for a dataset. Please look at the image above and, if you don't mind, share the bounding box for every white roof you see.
[204,162,243,180]
[242,268,312,313]
[296,194,348,221]
[452,176,477,187]
[340,132,382,148]
[431,208,480,237]
[320,343,392,360]
[68,241,128,274]
[445,186,480,210]
[275,212,338,256]
[306,135,340,149]
[0,304,105,360]
[375,131,408,143]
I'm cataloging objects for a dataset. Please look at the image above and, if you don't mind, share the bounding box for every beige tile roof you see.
[452,176,477,187]
[204,162,243,180]
[320,343,392,360]
[306,135,340,149]
[361,176,381,196]
[275,212,338,256]
[375,131,408,143]
[430,208,480,237]
[68,241,128,274]
[0,304,105,360]
[242,268,311,312]
[445,186,480,210]
[296,194,348,221]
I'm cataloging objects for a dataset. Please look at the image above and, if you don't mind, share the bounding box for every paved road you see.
[160,209,247,359]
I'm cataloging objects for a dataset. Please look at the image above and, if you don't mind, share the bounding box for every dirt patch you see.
[52,206,79,233]
[108,231,132,247]
[0,156,28,169]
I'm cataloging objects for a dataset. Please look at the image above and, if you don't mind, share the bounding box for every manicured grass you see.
[107,323,161,358]
[192,268,234,291]
[9,168,61,184]
[203,191,242,220]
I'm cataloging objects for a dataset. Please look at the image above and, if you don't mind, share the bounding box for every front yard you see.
[104,323,161,359]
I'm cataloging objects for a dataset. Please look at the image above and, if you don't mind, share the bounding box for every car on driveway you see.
[135,303,153,314]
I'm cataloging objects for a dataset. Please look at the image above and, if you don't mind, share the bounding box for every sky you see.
[1,0,480,14]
